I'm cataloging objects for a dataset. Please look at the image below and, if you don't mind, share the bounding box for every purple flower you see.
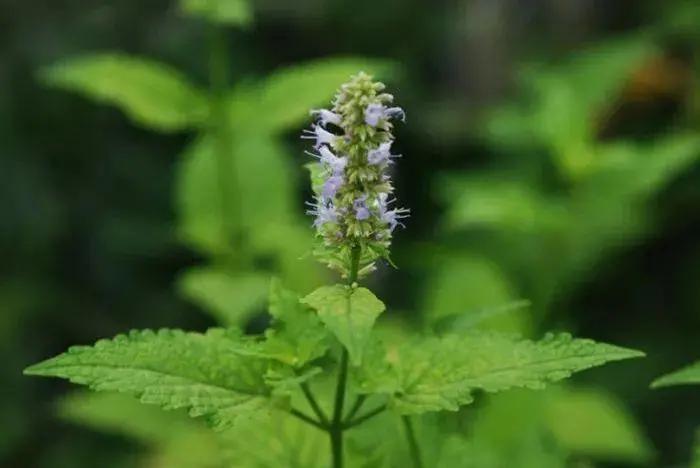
[323,175,344,199]
[364,104,406,127]
[376,193,409,230]
[310,109,342,127]
[306,198,339,228]
[368,141,399,165]
[353,196,371,221]
[318,146,347,175]
[301,124,337,149]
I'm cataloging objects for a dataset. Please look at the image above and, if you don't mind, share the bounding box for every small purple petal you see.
[310,109,342,127]
[323,175,344,199]
[364,104,406,127]
[301,124,337,149]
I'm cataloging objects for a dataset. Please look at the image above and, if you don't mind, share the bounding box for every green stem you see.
[343,394,366,423]
[402,416,424,468]
[301,382,329,426]
[206,20,240,259]
[289,408,326,431]
[343,404,387,430]
[330,246,362,468]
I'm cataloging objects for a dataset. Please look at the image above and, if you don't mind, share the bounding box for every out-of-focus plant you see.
[405,34,700,467]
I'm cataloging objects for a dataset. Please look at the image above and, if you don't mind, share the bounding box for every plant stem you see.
[402,416,424,468]
[330,246,362,468]
[289,408,326,430]
[301,381,329,426]
[343,404,387,429]
[343,394,366,423]
[206,20,241,259]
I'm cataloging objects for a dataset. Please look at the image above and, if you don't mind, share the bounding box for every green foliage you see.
[227,58,397,134]
[259,279,329,367]
[546,386,654,463]
[651,361,700,388]
[179,0,252,27]
[24,329,275,430]
[178,268,270,326]
[38,53,208,132]
[354,332,643,415]
[302,285,386,366]
[58,392,222,467]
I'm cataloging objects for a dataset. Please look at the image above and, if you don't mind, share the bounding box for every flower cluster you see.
[303,72,409,278]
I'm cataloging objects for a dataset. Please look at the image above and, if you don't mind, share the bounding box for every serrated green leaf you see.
[178,0,252,26]
[302,285,386,366]
[260,279,329,367]
[380,332,644,415]
[546,386,654,464]
[651,361,700,388]
[229,58,397,134]
[24,328,274,430]
[178,268,269,326]
[217,409,329,467]
[39,53,207,132]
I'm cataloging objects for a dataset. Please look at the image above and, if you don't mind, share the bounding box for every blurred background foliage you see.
[6,0,700,466]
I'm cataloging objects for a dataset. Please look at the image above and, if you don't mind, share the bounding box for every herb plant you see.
[23,71,647,467]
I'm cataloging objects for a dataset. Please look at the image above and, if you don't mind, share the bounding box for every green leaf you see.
[305,162,325,197]
[438,177,569,233]
[546,386,654,464]
[39,53,207,132]
[175,134,297,256]
[692,427,700,468]
[302,285,386,366]
[217,409,329,467]
[229,58,397,134]
[24,328,274,430]
[260,279,329,367]
[381,332,644,415]
[178,268,269,326]
[178,0,252,26]
[422,254,528,335]
[58,392,223,468]
[651,361,700,388]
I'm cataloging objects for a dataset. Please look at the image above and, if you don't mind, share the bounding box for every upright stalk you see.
[330,246,361,468]
[206,20,241,259]
[402,416,424,468]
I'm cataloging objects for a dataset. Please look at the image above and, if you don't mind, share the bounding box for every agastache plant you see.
[23,73,647,468]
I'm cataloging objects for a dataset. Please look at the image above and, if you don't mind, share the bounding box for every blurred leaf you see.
[58,391,202,443]
[422,254,527,334]
[179,0,252,26]
[434,300,532,335]
[175,134,296,256]
[39,53,207,132]
[439,177,568,233]
[179,268,269,326]
[467,391,568,468]
[58,392,223,468]
[229,58,397,134]
[546,386,654,464]
[588,135,700,200]
[302,285,386,366]
[651,361,700,388]
[25,329,273,431]
[692,427,700,468]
